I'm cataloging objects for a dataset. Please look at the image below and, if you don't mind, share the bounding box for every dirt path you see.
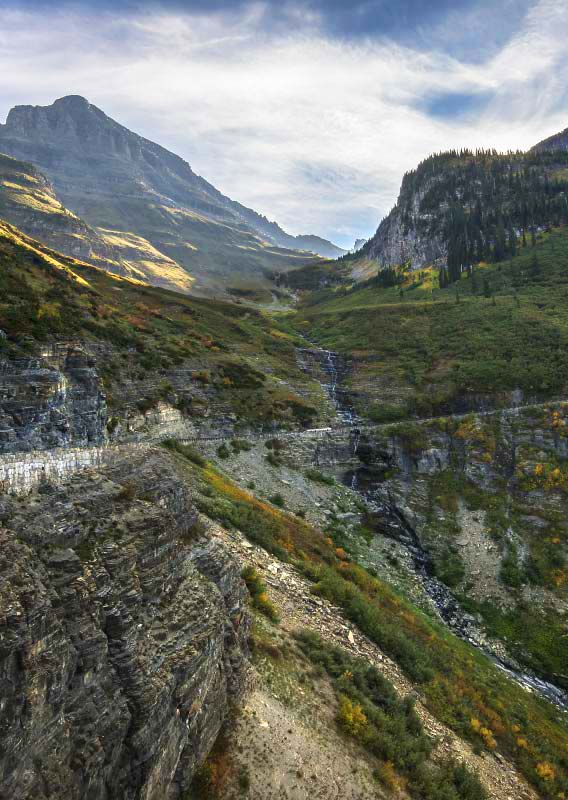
[210,522,538,800]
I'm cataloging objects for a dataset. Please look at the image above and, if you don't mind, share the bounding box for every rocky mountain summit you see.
[0,96,343,295]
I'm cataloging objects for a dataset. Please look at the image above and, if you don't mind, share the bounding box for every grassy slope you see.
[285,228,568,704]
[0,220,321,426]
[76,187,322,299]
[167,443,568,800]
[289,226,568,417]
[0,152,201,293]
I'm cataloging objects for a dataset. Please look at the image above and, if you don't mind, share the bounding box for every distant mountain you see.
[532,126,568,153]
[0,96,343,294]
[0,152,195,291]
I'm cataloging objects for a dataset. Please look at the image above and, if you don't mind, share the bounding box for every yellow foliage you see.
[536,762,556,781]
[480,727,497,749]
[377,761,407,793]
[517,737,529,749]
[337,695,368,739]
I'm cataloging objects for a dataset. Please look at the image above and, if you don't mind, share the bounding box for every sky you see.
[0,1,568,248]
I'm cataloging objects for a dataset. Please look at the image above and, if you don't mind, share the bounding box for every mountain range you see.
[0,95,344,296]
[3,96,568,800]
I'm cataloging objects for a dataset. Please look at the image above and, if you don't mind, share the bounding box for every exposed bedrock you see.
[0,449,251,800]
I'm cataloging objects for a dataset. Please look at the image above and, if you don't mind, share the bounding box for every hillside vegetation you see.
[166,442,568,800]
[360,147,568,276]
[289,225,568,418]
[0,220,321,427]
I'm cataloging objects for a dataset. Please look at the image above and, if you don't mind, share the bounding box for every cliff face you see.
[0,343,108,455]
[365,175,446,270]
[0,448,251,800]
[356,405,568,686]
[364,146,568,274]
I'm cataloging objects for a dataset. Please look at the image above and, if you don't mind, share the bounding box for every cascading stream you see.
[299,339,568,713]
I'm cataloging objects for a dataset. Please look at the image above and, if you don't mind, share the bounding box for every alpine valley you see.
[2,94,568,800]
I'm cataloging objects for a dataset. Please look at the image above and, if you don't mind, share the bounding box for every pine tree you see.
[530,253,541,277]
[471,267,478,294]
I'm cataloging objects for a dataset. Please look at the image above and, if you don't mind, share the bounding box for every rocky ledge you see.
[0,448,252,800]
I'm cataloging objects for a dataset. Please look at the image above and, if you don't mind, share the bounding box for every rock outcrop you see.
[0,342,108,455]
[364,172,446,271]
[0,448,251,800]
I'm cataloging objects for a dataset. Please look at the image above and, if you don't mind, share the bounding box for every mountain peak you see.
[532,125,568,153]
[0,95,343,270]
[3,94,113,146]
[53,94,91,110]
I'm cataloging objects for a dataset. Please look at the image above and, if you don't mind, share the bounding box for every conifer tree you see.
[530,253,541,277]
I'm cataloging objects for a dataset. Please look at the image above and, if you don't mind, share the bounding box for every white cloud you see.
[0,1,567,247]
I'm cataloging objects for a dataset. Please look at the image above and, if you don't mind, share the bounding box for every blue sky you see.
[0,0,567,247]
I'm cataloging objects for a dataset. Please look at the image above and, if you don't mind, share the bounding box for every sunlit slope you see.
[290,226,568,417]
[0,219,321,426]
[0,96,330,296]
[0,153,195,292]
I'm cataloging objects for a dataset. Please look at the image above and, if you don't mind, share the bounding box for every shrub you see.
[217,443,230,459]
[305,468,335,486]
[231,438,253,454]
[238,766,251,793]
[136,396,158,414]
[162,439,207,467]
[368,403,409,423]
[116,482,136,502]
[266,452,282,467]
[337,695,369,738]
[295,631,486,800]
[193,370,210,384]
[242,566,279,623]
[269,493,285,508]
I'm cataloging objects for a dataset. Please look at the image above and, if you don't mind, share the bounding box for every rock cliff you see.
[0,448,251,800]
[355,405,568,688]
[364,177,446,270]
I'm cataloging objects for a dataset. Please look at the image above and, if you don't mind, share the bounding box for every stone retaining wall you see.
[0,443,149,494]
